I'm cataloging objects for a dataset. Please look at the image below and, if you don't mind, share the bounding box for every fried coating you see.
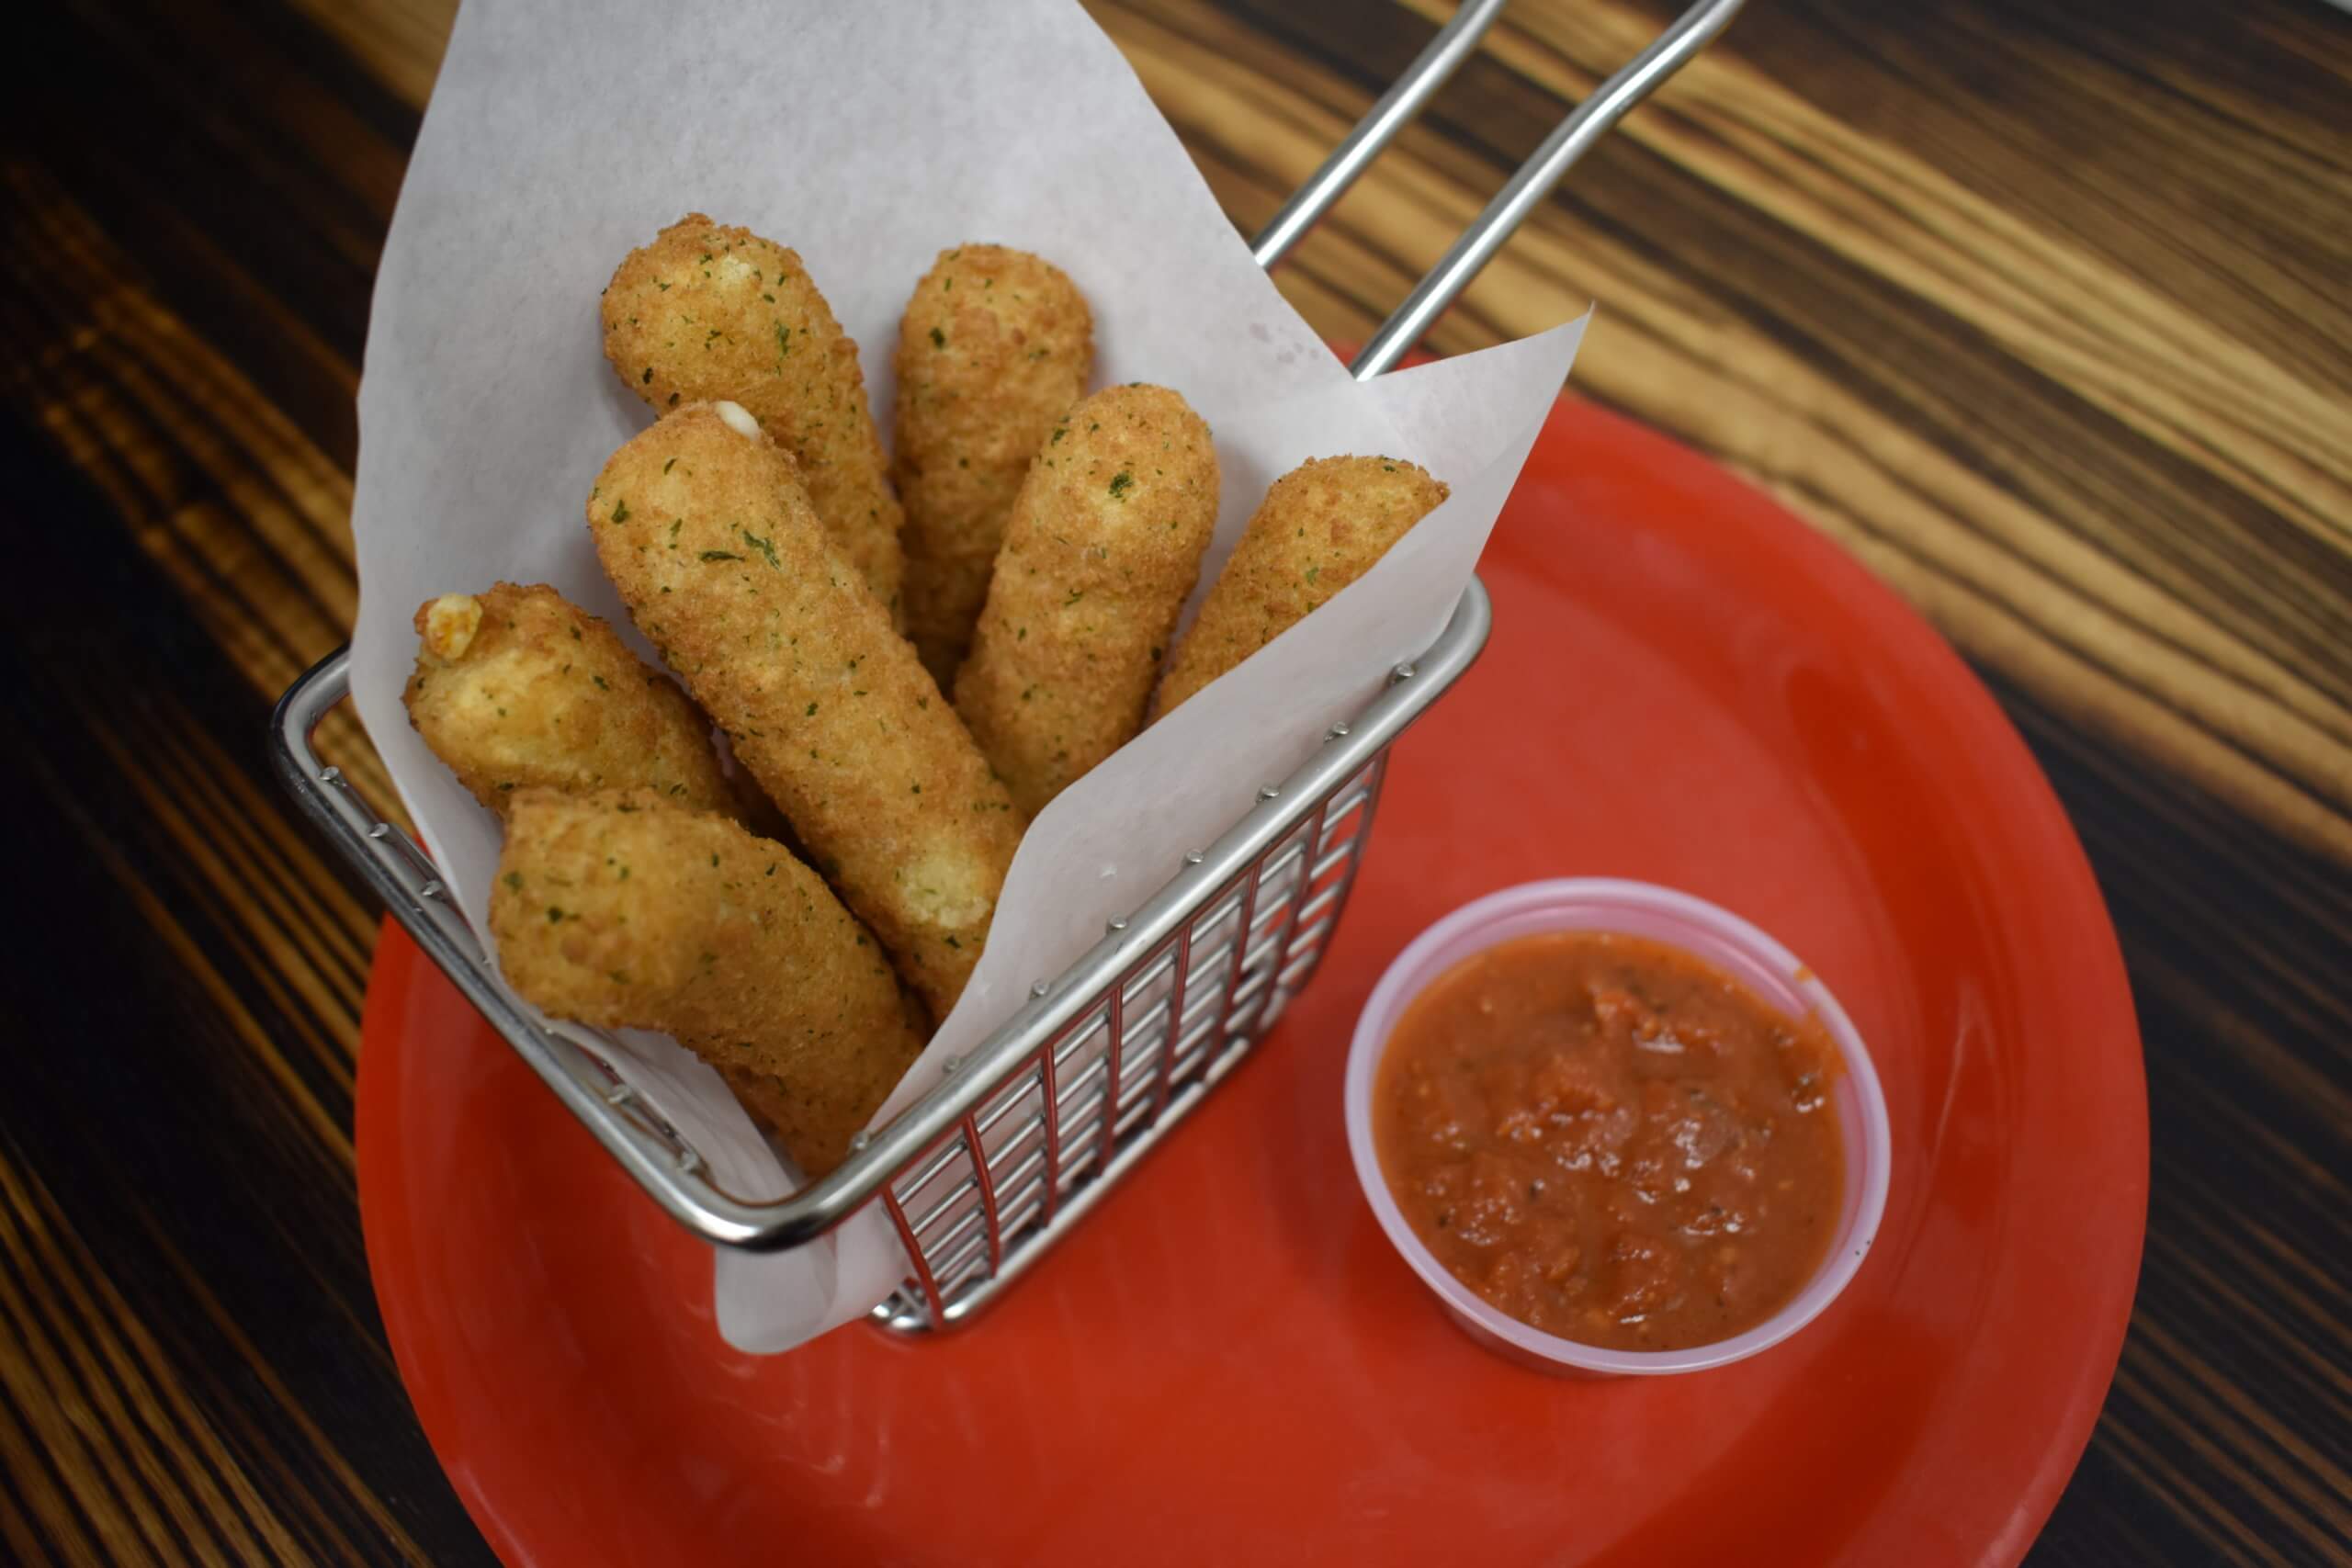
[490,789,922,1177]
[588,403,1025,1017]
[401,581,742,820]
[954,385,1219,815]
[892,244,1093,684]
[602,214,907,620]
[1151,456,1450,719]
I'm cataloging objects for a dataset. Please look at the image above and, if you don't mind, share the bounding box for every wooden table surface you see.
[3,0,2346,1562]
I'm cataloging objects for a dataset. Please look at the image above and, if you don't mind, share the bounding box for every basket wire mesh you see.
[269,0,1743,1335]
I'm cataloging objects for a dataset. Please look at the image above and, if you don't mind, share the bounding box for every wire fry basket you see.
[270,0,1743,1335]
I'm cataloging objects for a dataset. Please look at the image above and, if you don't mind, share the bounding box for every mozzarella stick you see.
[490,789,922,1177]
[892,244,1093,684]
[954,384,1218,815]
[602,214,906,620]
[402,581,743,821]
[1151,456,1449,720]
[588,403,1024,1016]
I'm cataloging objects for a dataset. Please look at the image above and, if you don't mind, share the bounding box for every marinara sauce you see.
[1373,931,1845,1352]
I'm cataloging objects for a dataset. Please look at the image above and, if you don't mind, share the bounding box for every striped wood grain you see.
[0,1,2344,1563]
[1108,0,2352,858]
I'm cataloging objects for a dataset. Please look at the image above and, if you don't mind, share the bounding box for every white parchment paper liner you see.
[351,0,1584,1352]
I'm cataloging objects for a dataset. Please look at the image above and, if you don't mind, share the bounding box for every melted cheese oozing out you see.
[424,592,483,660]
[712,400,762,440]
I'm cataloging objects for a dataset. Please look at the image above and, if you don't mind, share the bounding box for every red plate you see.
[359,397,2145,1565]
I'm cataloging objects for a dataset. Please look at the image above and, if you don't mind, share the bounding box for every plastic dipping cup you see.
[1344,878,1893,1377]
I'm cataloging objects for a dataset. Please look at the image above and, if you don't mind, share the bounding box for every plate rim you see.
[355,394,2148,1566]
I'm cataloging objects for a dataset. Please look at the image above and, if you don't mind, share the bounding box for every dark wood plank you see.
[1989,671,2351,1567]
[0,0,2344,1562]
[0,415,484,1562]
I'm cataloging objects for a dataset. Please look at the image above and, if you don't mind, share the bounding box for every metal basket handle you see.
[1248,0,1747,379]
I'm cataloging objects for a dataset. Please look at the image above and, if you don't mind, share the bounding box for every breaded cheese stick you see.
[601,214,906,620]
[588,403,1024,1016]
[490,789,922,1177]
[954,385,1218,815]
[402,581,742,820]
[893,244,1093,684]
[1151,456,1449,720]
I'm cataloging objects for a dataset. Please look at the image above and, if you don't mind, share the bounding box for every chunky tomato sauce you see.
[1374,931,1844,1351]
